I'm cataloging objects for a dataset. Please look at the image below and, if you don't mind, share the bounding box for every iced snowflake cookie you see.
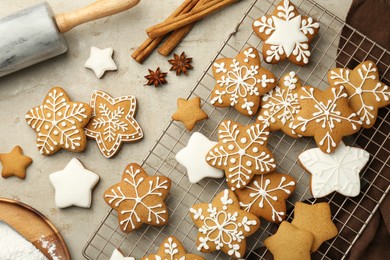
[25,87,93,156]
[104,163,171,233]
[189,189,259,259]
[257,71,302,137]
[206,120,276,190]
[328,60,390,128]
[299,142,369,198]
[252,0,320,65]
[291,202,338,252]
[235,172,296,223]
[141,236,205,260]
[292,85,362,153]
[85,90,143,158]
[211,47,277,116]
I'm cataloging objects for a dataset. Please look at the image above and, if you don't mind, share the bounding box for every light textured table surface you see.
[0,0,351,259]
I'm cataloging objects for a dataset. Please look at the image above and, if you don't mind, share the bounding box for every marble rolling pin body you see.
[0,0,140,77]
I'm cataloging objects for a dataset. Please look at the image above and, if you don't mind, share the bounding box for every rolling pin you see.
[0,0,140,77]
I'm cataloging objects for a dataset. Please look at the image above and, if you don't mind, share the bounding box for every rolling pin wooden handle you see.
[54,0,140,33]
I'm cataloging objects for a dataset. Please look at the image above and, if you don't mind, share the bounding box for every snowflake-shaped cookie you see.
[85,90,143,158]
[211,47,277,116]
[299,142,370,198]
[142,236,205,260]
[328,60,390,128]
[189,189,259,259]
[25,87,92,156]
[235,172,296,223]
[292,85,362,153]
[252,0,320,65]
[104,163,171,233]
[206,120,276,190]
[257,71,302,137]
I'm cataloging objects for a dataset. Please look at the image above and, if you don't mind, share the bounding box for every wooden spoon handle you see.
[54,0,140,33]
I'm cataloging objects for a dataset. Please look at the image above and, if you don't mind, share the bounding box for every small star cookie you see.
[206,120,276,190]
[292,85,362,153]
[0,146,32,179]
[211,47,277,116]
[141,236,205,260]
[189,189,259,259]
[328,60,390,128]
[85,90,143,158]
[84,47,117,78]
[104,163,171,233]
[110,249,135,260]
[171,97,208,131]
[25,87,93,156]
[253,0,320,65]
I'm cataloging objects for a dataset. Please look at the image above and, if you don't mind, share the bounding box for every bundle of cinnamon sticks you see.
[132,0,240,63]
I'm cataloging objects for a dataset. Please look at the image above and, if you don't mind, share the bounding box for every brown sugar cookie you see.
[292,85,362,153]
[291,202,338,252]
[85,90,143,158]
[257,71,302,137]
[171,97,208,131]
[328,60,390,128]
[252,0,320,65]
[206,120,276,190]
[189,189,260,259]
[0,146,32,179]
[104,163,171,233]
[235,172,296,223]
[264,221,314,260]
[141,236,205,260]
[211,47,277,116]
[25,87,93,156]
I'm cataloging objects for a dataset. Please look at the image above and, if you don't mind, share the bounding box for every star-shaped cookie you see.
[328,60,390,128]
[176,132,224,184]
[291,202,338,252]
[84,47,117,78]
[104,163,171,233]
[206,120,276,190]
[85,90,143,158]
[25,87,93,156]
[141,236,205,260]
[110,249,135,260]
[235,172,296,223]
[292,85,362,153]
[211,47,277,116]
[189,189,259,259]
[49,158,100,208]
[0,146,32,179]
[252,0,320,65]
[298,142,369,198]
[171,97,208,131]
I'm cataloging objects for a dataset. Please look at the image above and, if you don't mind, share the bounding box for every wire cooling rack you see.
[83,0,390,259]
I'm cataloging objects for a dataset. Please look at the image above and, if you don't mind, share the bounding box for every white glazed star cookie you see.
[84,47,117,78]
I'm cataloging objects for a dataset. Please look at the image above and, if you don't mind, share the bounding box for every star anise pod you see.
[168,52,193,76]
[144,67,168,87]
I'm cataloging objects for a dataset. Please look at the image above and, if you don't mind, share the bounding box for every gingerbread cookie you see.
[0,146,32,179]
[328,60,390,128]
[257,71,302,137]
[85,90,143,158]
[206,120,276,190]
[171,97,208,131]
[25,87,93,156]
[104,163,171,233]
[211,47,277,116]
[142,236,205,260]
[299,142,369,198]
[189,189,259,259]
[253,0,320,65]
[235,172,296,223]
[292,85,362,153]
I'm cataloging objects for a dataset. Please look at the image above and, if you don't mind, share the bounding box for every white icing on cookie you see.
[110,249,135,260]
[84,47,117,78]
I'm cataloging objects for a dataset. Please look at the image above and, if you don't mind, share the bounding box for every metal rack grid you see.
[83,0,390,259]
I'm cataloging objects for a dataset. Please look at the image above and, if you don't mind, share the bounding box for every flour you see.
[0,221,48,260]
[38,236,60,260]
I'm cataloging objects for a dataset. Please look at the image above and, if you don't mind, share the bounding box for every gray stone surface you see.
[0,0,351,259]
